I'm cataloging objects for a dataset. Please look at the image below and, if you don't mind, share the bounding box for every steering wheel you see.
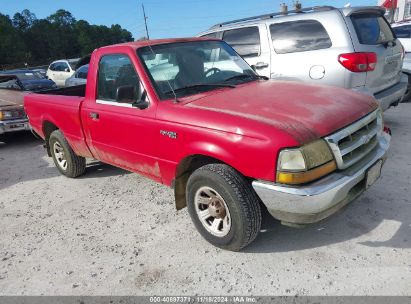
[205,67,221,77]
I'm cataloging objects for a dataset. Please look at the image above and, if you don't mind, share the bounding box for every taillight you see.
[338,52,377,72]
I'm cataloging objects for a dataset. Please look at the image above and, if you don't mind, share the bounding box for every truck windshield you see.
[137,40,258,99]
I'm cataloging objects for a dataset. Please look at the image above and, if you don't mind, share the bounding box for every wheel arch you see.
[173,154,237,210]
[42,120,59,156]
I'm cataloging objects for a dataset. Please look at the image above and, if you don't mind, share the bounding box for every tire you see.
[186,163,262,251]
[49,130,86,178]
[402,73,411,103]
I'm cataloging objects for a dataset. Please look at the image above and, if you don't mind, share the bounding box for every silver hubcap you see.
[53,142,67,170]
[194,186,231,237]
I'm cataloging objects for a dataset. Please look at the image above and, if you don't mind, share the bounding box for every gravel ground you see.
[0,104,410,296]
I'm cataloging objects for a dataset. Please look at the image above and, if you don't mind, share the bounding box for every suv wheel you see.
[186,164,262,251]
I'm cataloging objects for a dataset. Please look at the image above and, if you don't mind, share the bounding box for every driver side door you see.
[82,53,161,181]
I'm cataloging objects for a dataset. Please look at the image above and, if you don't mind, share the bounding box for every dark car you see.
[0,70,56,91]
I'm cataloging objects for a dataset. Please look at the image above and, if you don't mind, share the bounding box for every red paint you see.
[381,0,397,9]
[338,53,377,72]
[24,39,378,185]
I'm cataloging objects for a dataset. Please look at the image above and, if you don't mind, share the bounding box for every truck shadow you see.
[0,132,127,191]
[245,184,411,253]
[81,161,130,178]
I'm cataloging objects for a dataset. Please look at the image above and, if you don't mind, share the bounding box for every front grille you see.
[325,110,382,170]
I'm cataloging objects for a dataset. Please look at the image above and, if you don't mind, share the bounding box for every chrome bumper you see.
[252,133,390,225]
[0,118,30,135]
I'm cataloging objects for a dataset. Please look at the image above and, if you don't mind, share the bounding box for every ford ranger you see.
[24,38,391,251]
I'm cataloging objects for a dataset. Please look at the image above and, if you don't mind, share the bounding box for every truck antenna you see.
[140,3,178,102]
[142,3,150,40]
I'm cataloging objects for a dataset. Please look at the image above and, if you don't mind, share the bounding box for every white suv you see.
[46,59,79,87]
[199,6,407,111]
[392,21,411,102]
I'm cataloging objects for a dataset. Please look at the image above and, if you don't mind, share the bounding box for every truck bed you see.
[24,84,92,158]
[36,84,86,97]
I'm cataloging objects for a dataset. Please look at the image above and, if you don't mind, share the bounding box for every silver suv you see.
[198,6,407,111]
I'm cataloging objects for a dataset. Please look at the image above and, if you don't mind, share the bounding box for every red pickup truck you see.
[25,38,391,251]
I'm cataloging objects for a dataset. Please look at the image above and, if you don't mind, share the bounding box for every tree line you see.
[0,9,134,69]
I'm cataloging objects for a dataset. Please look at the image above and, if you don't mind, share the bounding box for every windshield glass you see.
[137,40,256,99]
[15,71,44,81]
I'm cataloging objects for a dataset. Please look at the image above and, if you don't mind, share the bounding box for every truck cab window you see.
[97,54,144,104]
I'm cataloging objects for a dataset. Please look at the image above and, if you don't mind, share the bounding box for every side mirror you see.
[64,68,70,72]
[116,85,139,103]
[132,99,149,110]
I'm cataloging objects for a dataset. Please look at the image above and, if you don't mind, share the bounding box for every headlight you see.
[0,111,13,121]
[277,139,337,185]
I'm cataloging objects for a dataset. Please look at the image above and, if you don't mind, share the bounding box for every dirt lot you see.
[0,104,410,296]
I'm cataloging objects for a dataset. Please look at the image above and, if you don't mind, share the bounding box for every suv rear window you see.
[270,20,332,54]
[222,27,261,57]
[351,14,394,45]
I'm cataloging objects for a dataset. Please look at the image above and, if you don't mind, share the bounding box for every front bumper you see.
[0,118,30,135]
[252,133,390,225]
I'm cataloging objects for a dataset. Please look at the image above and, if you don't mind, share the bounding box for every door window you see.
[97,54,143,103]
[222,27,261,57]
[270,20,332,54]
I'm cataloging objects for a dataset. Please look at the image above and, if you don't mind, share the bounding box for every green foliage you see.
[0,9,134,67]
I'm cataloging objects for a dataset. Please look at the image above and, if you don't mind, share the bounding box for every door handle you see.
[254,62,269,69]
[89,112,99,120]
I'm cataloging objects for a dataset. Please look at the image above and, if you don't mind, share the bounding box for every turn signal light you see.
[338,52,377,72]
[277,161,337,185]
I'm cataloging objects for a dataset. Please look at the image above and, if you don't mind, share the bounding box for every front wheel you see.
[49,130,86,178]
[186,164,262,251]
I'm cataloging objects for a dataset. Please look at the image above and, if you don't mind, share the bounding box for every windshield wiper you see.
[164,83,235,96]
[223,74,268,83]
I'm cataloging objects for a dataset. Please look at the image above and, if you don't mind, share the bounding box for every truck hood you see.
[0,89,26,109]
[184,80,378,144]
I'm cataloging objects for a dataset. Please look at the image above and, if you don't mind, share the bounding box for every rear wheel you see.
[49,130,86,177]
[186,164,262,251]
